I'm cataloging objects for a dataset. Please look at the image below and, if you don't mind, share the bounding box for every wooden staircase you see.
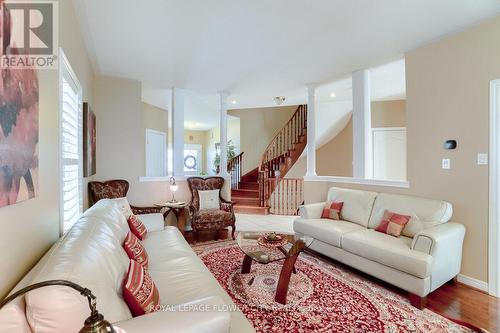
[232,168,269,214]
[229,105,308,215]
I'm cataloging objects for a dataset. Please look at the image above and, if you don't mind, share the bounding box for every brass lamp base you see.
[80,313,115,333]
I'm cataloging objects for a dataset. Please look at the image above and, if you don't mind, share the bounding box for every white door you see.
[146,129,167,177]
[372,128,407,181]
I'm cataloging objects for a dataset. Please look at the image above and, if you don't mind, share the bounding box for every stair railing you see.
[258,104,307,209]
[228,152,244,190]
[269,178,304,215]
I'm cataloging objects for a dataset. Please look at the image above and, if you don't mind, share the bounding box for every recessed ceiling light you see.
[231,100,237,105]
[330,93,336,98]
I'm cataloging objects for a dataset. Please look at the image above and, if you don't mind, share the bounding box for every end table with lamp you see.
[156,201,189,237]
[156,177,189,236]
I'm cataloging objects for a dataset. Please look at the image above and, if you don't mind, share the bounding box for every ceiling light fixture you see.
[330,93,336,98]
[272,96,286,106]
[231,100,237,105]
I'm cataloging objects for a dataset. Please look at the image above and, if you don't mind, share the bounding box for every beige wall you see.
[229,106,296,175]
[305,16,500,283]
[0,0,95,298]
[288,100,405,178]
[94,76,193,209]
[371,100,406,128]
[143,102,168,134]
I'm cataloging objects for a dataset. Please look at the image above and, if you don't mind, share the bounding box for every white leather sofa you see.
[0,199,255,333]
[294,187,465,308]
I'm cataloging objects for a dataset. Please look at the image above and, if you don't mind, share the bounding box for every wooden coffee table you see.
[236,231,313,305]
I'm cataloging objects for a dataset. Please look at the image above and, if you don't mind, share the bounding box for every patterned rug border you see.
[192,239,488,333]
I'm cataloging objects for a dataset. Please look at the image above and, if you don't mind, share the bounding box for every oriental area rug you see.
[193,240,487,333]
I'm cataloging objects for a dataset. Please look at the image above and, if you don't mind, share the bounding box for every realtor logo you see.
[0,0,58,69]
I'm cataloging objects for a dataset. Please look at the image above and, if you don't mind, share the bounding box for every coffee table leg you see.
[241,254,253,274]
[275,253,300,305]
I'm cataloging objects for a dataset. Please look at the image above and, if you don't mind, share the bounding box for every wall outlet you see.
[477,153,488,165]
[442,158,451,169]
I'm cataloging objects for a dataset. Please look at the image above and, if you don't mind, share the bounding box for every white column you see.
[172,87,185,177]
[352,69,372,178]
[218,91,229,177]
[305,85,317,177]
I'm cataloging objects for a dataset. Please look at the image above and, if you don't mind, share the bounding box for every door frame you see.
[489,79,500,297]
[145,128,167,177]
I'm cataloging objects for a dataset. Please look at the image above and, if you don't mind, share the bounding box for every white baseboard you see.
[457,274,489,292]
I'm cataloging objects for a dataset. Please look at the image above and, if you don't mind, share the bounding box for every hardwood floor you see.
[427,283,499,332]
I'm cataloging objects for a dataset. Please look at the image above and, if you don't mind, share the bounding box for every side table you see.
[155,202,189,236]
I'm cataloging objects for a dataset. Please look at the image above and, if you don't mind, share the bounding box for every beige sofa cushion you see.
[294,218,364,248]
[326,187,378,227]
[342,229,432,278]
[368,193,453,238]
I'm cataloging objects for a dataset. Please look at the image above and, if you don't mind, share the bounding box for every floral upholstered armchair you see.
[187,177,236,242]
[88,179,161,215]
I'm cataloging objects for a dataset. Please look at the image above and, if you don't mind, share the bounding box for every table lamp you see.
[169,176,178,203]
[0,280,115,333]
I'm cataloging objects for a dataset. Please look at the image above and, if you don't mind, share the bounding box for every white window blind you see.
[60,51,83,233]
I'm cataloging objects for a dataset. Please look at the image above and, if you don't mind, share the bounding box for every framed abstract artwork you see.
[0,66,39,208]
[83,102,96,177]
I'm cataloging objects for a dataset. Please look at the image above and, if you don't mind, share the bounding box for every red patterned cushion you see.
[321,201,344,220]
[123,260,160,317]
[128,215,147,240]
[123,232,149,269]
[375,210,411,237]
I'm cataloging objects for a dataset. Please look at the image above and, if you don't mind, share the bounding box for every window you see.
[59,50,83,234]
[165,145,202,175]
[183,144,202,175]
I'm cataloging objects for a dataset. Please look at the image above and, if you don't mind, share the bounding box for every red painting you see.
[83,103,96,177]
[0,0,39,207]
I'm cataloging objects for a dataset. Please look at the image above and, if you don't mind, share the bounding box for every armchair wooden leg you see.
[409,294,427,310]
[193,230,199,243]
[231,224,236,240]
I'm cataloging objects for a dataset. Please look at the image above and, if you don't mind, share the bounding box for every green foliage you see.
[214,140,237,172]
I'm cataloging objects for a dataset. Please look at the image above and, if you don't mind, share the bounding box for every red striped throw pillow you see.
[123,260,160,317]
[128,215,147,240]
[123,232,149,269]
[375,210,411,237]
[321,201,344,220]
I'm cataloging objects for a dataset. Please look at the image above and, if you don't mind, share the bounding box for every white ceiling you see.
[75,0,500,131]
[141,59,405,130]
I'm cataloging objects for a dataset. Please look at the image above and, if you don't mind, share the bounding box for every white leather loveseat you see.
[0,199,255,333]
[294,187,465,308]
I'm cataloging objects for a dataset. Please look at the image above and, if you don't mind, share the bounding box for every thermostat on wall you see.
[444,140,457,150]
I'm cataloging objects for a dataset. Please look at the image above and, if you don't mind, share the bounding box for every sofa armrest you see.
[114,296,231,333]
[411,222,466,290]
[138,213,165,232]
[298,202,325,219]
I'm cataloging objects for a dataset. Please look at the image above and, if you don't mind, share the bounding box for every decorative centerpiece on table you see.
[257,232,288,247]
